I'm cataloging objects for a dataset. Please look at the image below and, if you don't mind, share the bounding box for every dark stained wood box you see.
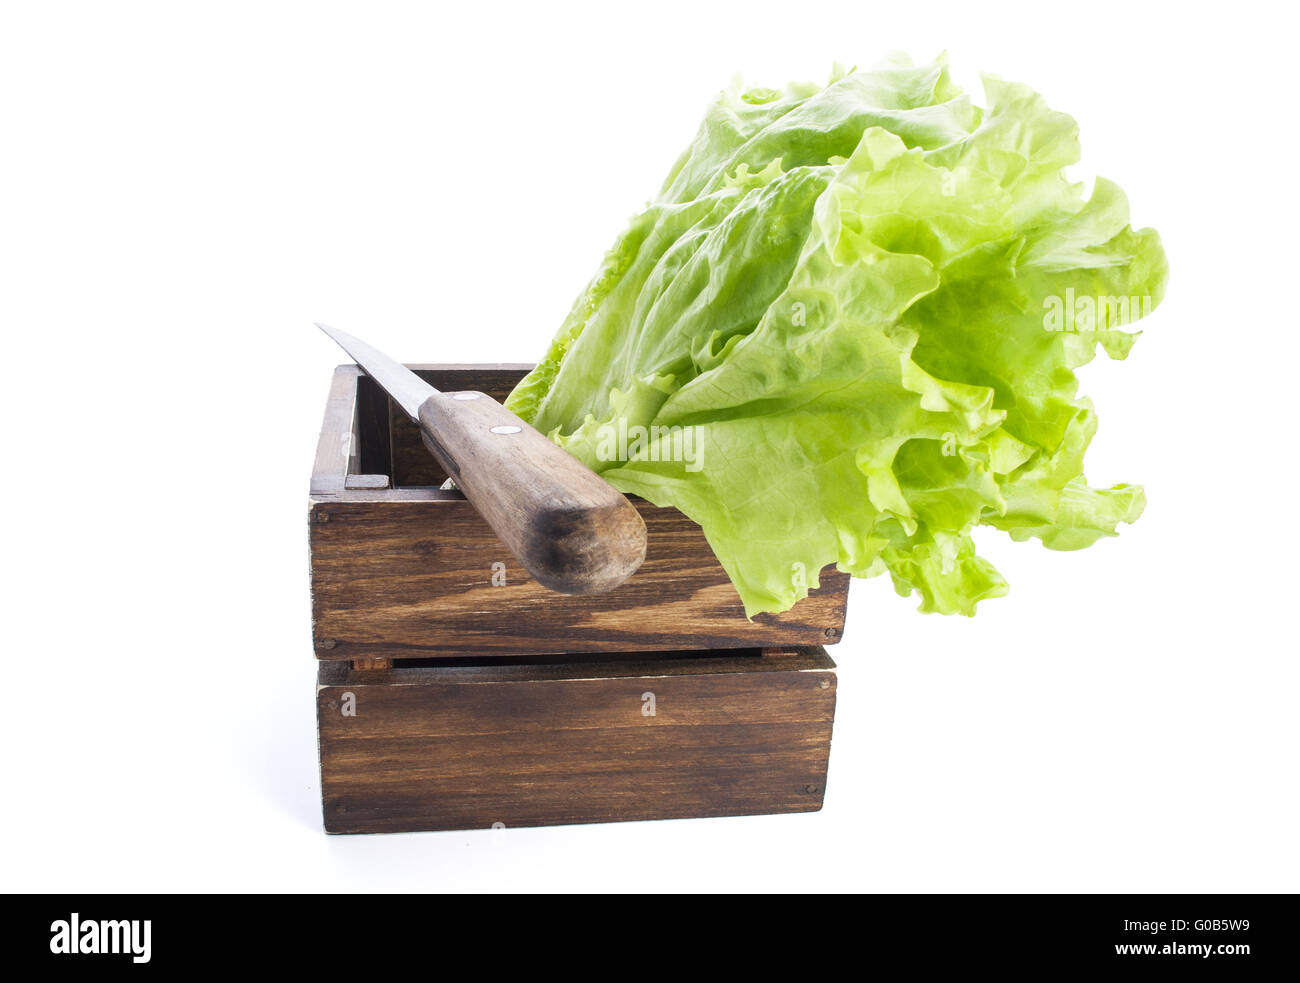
[309,364,844,833]
[309,364,850,659]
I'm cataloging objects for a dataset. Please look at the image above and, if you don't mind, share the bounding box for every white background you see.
[3,0,1296,892]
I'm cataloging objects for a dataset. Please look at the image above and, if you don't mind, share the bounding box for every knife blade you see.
[317,323,646,594]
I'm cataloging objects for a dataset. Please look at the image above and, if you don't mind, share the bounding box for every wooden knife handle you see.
[418,391,647,594]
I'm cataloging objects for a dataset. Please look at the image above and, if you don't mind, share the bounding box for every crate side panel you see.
[317,663,835,833]
[309,498,849,658]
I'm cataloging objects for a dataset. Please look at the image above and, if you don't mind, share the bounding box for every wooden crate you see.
[317,646,836,834]
[308,364,851,659]
[309,363,845,833]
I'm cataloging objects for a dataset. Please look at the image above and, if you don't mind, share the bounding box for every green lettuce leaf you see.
[506,55,1167,617]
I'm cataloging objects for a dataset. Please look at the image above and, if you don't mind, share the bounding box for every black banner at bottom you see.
[6,893,1291,974]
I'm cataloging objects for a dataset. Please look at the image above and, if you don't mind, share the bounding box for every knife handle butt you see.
[418,392,647,594]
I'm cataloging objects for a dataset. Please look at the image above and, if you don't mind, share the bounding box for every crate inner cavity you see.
[352,366,530,489]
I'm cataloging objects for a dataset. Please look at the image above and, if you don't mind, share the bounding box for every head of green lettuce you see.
[506,56,1167,617]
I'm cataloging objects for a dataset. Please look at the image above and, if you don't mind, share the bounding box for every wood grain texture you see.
[317,647,836,833]
[310,496,849,657]
[418,391,646,594]
[309,365,851,658]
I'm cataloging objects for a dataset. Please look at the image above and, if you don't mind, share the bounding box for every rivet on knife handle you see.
[317,323,647,594]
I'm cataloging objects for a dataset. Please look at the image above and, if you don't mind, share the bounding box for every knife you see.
[318,323,647,594]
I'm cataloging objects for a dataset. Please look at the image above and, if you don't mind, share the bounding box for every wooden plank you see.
[309,496,848,657]
[309,365,361,496]
[317,647,835,833]
[344,474,390,491]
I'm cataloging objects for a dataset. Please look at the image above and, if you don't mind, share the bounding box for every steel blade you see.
[316,323,437,421]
